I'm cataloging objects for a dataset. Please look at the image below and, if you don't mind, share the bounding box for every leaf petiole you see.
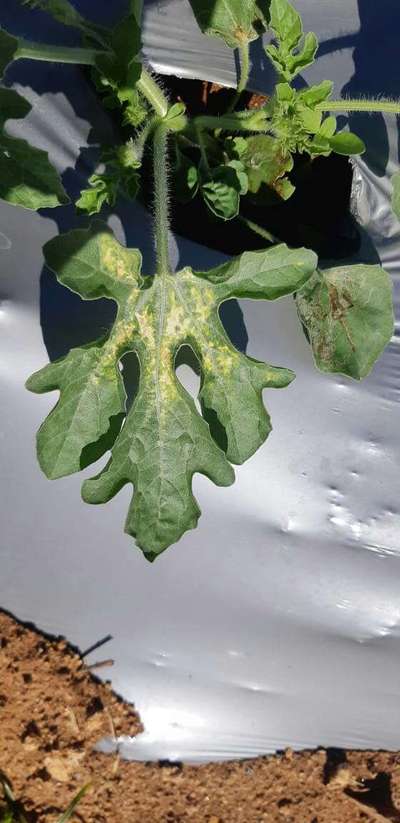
[153,123,172,276]
[137,68,169,118]
[15,38,103,65]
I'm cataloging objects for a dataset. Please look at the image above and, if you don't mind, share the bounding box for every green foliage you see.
[262,0,365,182]
[93,7,146,127]
[77,144,140,215]
[27,223,316,558]
[0,88,69,209]
[296,265,394,379]
[201,160,248,220]
[187,0,269,48]
[266,0,317,82]
[392,171,400,219]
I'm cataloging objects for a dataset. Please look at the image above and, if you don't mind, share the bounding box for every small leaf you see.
[296,265,394,379]
[28,223,317,557]
[329,131,366,156]
[276,82,295,103]
[95,9,142,123]
[286,30,318,79]
[187,0,269,48]
[296,103,322,134]
[164,102,187,132]
[0,88,69,209]
[269,0,302,51]
[298,80,333,106]
[76,172,119,215]
[0,29,18,79]
[318,115,337,138]
[392,171,400,220]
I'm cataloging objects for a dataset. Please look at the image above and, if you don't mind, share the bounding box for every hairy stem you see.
[318,98,400,115]
[227,42,250,113]
[16,39,103,65]
[153,125,171,276]
[137,68,169,118]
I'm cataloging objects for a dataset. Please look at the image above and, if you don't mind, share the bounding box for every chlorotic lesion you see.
[100,232,141,285]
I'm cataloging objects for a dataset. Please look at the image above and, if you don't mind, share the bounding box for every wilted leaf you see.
[238,134,293,196]
[187,0,269,48]
[27,223,317,558]
[296,265,394,379]
[0,88,69,209]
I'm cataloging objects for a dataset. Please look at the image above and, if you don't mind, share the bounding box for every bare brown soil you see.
[1,610,400,823]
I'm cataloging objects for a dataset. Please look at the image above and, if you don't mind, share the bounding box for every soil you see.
[2,611,400,823]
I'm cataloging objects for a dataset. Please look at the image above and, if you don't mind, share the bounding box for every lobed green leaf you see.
[28,223,317,558]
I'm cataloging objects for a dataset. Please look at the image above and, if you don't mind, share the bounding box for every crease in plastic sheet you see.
[0,0,400,763]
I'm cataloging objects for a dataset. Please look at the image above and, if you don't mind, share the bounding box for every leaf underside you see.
[27,223,316,559]
[296,265,394,380]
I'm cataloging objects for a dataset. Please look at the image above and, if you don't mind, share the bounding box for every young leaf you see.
[76,172,119,215]
[266,0,318,82]
[296,265,394,379]
[269,0,302,51]
[94,8,144,125]
[392,171,400,219]
[328,131,366,156]
[0,29,18,78]
[187,0,268,48]
[0,88,69,209]
[27,223,317,558]
[298,80,333,106]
